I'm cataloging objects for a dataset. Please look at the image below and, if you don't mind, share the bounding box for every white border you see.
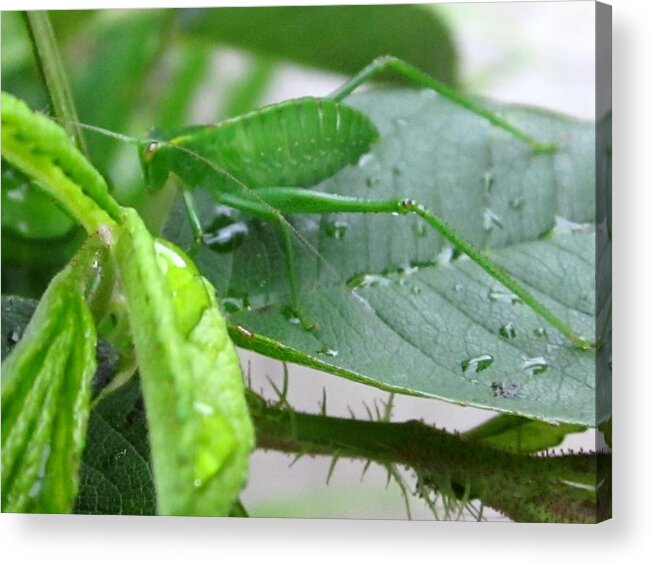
[2,1,649,561]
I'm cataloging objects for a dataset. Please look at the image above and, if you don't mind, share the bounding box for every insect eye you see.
[144,142,160,162]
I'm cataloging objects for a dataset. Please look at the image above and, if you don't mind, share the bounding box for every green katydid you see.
[132,56,590,349]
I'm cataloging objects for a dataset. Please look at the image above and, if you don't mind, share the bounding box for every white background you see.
[1,0,648,560]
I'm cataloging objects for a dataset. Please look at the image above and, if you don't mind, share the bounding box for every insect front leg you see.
[328,56,557,154]
[251,186,593,350]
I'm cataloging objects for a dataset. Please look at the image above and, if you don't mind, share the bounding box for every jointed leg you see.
[275,217,300,311]
[329,56,557,154]
[182,189,204,243]
[252,186,592,349]
[181,188,304,312]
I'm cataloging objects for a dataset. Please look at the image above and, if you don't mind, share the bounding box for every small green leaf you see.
[463,414,585,453]
[1,241,102,513]
[113,209,254,516]
[1,91,122,231]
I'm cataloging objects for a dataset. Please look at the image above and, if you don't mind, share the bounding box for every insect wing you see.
[168,97,379,191]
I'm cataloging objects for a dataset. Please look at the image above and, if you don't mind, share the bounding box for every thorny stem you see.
[248,392,610,523]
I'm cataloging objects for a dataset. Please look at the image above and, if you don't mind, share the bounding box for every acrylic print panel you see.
[1,1,611,522]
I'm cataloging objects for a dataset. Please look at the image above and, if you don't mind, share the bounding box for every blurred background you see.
[1,2,597,520]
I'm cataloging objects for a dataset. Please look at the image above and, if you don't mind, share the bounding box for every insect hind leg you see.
[252,186,592,350]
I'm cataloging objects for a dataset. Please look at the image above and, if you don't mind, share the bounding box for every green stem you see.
[24,11,88,157]
[249,392,607,523]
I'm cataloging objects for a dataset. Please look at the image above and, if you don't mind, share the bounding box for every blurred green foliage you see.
[1,5,457,298]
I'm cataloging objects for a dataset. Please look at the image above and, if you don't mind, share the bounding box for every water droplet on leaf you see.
[482,209,504,231]
[325,220,349,240]
[533,327,547,338]
[8,329,21,346]
[482,170,495,194]
[358,153,376,168]
[521,356,549,375]
[412,222,427,238]
[204,210,248,253]
[316,346,339,358]
[499,323,516,339]
[461,354,494,373]
[365,176,379,188]
[489,288,522,305]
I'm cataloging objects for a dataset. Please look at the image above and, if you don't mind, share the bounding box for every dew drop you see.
[194,479,203,488]
[482,209,504,231]
[193,401,214,416]
[316,346,339,358]
[6,186,27,202]
[282,306,302,326]
[489,288,522,305]
[509,197,524,210]
[325,220,349,240]
[533,327,548,338]
[521,356,549,375]
[365,175,379,188]
[358,153,376,168]
[412,222,427,238]
[8,329,21,346]
[499,323,516,339]
[453,283,464,292]
[347,273,392,289]
[393,117,408,127]
[553,216,595,235]
[221,293,250,314]
[281,306,317,332]
[436,246,453,266]
[461,354,494,373]
[410,285,422,296]
[204,222,248,252]
[204,208,248,253]
[482,170,495,194]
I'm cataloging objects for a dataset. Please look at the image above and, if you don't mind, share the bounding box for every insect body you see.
[141,97,379,194]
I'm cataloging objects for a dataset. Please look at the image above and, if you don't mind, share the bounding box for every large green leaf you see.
[74,377,156,516]
[177,5,457,86]
[164,89,604,426]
